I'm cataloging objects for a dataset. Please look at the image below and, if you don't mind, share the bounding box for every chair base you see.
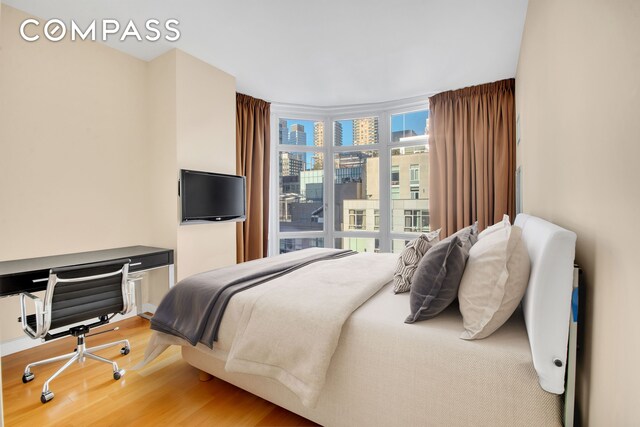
[22,334,130,403]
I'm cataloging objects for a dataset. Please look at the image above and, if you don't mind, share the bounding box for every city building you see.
[288,124,307,164]
[353,117,378,145]
[279,119,289,144]
[279,152,304,177]
[334,121,343,146]
[313,122,324,169]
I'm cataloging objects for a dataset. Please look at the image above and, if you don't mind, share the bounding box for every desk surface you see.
[0,246,171,276]
[0,246,174,297]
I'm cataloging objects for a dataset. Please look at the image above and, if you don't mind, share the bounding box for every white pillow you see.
[478,214,510,240]
[458,225,531,340]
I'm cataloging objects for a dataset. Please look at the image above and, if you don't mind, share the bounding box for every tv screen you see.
[180,169,246,223]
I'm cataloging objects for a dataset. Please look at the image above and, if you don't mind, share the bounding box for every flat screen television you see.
[179,169,246,224]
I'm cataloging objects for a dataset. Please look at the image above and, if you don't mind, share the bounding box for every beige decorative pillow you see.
[458,225,530,340]
[392,231,440,294]
[478,214,510,240]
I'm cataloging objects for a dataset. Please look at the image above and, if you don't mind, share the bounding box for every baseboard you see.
[0,304,158,357]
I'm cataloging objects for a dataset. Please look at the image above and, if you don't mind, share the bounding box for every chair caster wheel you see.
[22,372,35,383]
[41,391,54,404]
[120,346,130,355]
[114,369,125,380]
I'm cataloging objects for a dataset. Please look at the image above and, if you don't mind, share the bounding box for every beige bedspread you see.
[224,252,397,407]
[140,252,398,407]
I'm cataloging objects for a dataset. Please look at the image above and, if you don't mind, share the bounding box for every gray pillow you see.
[392,233,439,294]
[405,236,468,323]
[440,224,477,256]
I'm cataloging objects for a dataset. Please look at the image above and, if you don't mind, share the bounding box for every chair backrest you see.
[44,259,131,330]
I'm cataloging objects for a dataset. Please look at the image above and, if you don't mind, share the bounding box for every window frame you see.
[270,98,429,255]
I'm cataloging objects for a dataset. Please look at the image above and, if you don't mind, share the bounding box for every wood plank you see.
[1,317,317,426]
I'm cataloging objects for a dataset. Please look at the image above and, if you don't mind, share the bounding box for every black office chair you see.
[18,258,135,404]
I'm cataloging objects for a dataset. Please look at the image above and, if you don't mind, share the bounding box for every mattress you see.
[182,281,562,427]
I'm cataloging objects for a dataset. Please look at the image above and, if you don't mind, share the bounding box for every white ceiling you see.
[3,0,528,106]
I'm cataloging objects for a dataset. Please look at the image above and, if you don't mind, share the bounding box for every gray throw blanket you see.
[150,248,354,347]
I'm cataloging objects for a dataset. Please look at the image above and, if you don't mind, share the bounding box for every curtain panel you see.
[236,93,271,263]
[428,79,516,237]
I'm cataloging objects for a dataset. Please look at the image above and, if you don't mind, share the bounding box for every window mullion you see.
[325,115,334,248]
[378,110,391,253]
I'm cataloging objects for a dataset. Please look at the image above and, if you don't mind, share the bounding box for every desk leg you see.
[128,274,147,319]
[168,264,175,288]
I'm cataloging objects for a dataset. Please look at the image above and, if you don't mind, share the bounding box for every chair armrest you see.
[121,279,137,315]
[20,292,46,339]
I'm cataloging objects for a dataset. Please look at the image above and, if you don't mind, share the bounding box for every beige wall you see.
[147,49,237,287]
[145,50,178,306]
[0,5,150,341]
[175,50,236,281]
[516,0,640,424]
[0,6,237,339]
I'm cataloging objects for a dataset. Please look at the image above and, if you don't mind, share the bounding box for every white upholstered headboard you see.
[514,214,577,394]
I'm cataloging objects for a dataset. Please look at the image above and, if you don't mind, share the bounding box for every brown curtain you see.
[236,93,271,263]
[428,79,515,237]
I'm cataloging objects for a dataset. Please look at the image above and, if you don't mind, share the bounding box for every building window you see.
[404,210,429,232]
[348,209,366,230]
[410,189,419,200]
[374,209,380,231]
[410,164,419,185]
[391,165,400,186]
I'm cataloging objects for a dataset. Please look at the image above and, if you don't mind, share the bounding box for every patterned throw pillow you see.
[392,230,440,294]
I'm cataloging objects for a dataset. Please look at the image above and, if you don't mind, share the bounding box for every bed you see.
[143,214,577,426]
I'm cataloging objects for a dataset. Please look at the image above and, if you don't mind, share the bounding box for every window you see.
[277,119,325,252]
[403,210,429,232]
[391,110,429,142]
[271,105,429,255]
[391,187,400,199]
[348,209,366,230]
[335,150,378,232]
[279,151,323,232]
[410,164,420,185]
[279,118,324,148]
[334,117,379,146]
[391,166,400,186]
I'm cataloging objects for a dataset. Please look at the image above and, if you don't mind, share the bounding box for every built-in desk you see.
[0,246,175,315]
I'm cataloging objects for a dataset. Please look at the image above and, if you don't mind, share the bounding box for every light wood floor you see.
[2,317,317,426]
